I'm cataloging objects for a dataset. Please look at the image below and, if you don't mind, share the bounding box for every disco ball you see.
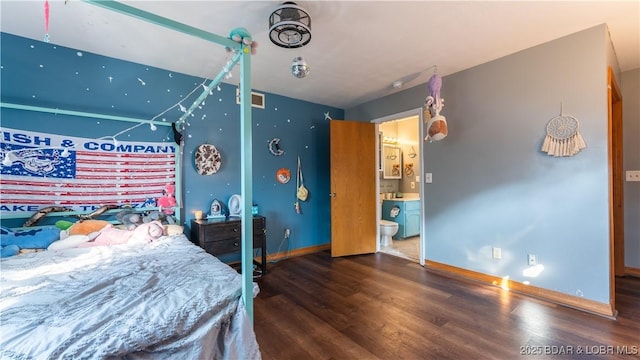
[291,56,310,78]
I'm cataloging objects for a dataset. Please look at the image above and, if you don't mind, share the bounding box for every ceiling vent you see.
[268,2,311,48]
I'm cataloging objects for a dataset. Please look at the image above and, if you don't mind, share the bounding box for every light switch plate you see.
[425,173,433,183]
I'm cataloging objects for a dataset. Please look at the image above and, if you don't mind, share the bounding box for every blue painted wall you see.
[0,32,343,257]
[347,25,627,304]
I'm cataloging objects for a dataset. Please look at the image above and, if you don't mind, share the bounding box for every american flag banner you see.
[0,127,176,215]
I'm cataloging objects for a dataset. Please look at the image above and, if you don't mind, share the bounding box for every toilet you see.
[380,220,399,247]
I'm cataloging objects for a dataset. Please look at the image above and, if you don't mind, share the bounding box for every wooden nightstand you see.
[190,216,266,276]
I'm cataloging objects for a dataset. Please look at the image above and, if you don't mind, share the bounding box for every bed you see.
[0,233,261,359]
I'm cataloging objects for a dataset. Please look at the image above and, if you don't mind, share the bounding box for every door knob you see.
[329,193,336,198]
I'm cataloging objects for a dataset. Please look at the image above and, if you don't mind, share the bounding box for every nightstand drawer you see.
[203,238,240,254]
[203,223,241,241]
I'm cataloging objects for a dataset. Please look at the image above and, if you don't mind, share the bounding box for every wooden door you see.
[330,120,377,257]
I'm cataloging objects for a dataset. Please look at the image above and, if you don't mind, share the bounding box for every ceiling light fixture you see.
[269,2,311,48]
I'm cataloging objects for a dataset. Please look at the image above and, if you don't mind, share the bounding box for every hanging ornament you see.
[44,0,50,43]
[424,72,448,142]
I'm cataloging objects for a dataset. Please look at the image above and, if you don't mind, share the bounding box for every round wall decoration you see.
[194,144,222,175]
[276,168,291,184]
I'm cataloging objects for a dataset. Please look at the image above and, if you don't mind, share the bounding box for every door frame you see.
[608,66,624,314]
[371,107,425,266]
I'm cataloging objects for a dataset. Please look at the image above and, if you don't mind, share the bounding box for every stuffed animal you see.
[1,226,60,258]
[1,245,20,258]
[55,220,74,231]
[142,210,176,225]
[228,27,258,55]
[425,113,448,141]
[116,209,144,230]
[129,221,165,245]
[67,219,111,236]
[157,184,177,215]
[78,220,164,247]
[48,234,95,251]
[424,74,448,142]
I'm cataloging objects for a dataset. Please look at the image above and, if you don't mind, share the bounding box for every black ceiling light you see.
[268,2,311,48]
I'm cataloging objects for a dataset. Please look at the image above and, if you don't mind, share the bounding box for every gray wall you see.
[622,68,640,268]
[347,24,617,304]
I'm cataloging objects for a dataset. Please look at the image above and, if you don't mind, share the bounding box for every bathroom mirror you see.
[382,145,402,179]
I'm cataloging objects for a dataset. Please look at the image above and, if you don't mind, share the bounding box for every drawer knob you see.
[233,228,238,232]
[234,242,239,247]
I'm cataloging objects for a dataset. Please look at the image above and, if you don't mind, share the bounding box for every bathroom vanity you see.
[382,198,420,239]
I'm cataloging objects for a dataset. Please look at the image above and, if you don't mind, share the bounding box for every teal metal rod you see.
[83,0,239,50]
[178,50,242,124]
[0,102,171,126]
[239,44,254,323]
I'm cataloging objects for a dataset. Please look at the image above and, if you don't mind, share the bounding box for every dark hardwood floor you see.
[254,251,640,360]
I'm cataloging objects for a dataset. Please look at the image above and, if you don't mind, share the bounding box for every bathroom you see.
[378,115,421,262]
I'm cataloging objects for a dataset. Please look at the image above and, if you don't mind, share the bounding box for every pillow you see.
[164,224,184,236]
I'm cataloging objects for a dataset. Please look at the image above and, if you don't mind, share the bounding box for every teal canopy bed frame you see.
[83,0,256,322]
[1,1,261,357]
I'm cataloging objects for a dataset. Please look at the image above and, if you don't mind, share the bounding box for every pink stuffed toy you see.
[157,184,177,215]
[129,221,164,244]
[79,221,164,247]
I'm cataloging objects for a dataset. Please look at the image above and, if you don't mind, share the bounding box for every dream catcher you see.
[541,104,586,157]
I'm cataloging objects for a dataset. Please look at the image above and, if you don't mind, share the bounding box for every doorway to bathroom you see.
[372,108,424,264]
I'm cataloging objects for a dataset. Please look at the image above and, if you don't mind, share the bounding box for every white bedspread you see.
[0,234,261,359]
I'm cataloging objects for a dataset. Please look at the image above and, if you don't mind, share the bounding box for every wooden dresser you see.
[190,216,266,276]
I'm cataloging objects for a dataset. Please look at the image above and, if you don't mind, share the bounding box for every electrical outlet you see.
[527,253,537,266]
[626,170,640,182]
[284,228,291,238]
[492,247,502,259]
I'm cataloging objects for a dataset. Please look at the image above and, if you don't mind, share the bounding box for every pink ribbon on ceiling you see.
[44,0,50,42]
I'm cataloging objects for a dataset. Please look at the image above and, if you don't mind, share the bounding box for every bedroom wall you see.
[0,32,343,257]
[347,25,617,304]
[622,68,640,270]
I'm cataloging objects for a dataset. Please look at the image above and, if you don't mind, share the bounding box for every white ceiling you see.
[1,1,639,109]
